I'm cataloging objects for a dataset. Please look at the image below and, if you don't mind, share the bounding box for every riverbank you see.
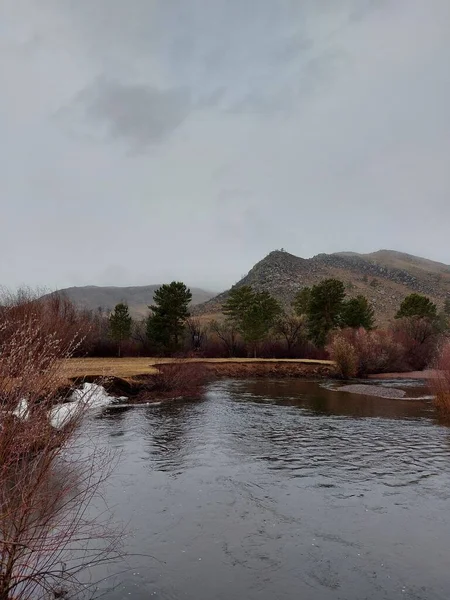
[62,358,438,403]
[64,357,335,379]
[369,370,437,380]
[62,357,336,400]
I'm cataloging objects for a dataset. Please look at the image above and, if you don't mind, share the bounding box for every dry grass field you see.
[63,357,334,380]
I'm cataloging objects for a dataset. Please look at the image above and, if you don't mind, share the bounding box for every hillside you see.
[47,285,215,319]
[196,249,450,324]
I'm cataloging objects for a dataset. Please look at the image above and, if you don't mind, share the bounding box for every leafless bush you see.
[0,293,122,600]
[328,328,406,377]
[0,289,91,362]
[327,335,358,379]
[431,342,450,420]
[209,320,239,357]
[185,318,208,353]
[274,314,306,357]
[391,316,441,371]
[139,361,210,401]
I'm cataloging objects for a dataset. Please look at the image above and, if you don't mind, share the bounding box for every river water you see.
[88,379,450,600]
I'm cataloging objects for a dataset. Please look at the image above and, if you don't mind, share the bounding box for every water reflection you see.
[88,379,450,600]
[95,405,135,437]
[230,378,433,418]
[141,400,205,473]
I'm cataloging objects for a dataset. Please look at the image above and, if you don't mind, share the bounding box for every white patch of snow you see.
[49,402,82,430]
[50,383,119,429]
[6,384,121,430]
[70,382,117,409]
[13,399,29,420]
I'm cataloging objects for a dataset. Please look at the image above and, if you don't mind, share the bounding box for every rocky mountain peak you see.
[196,249,450,324]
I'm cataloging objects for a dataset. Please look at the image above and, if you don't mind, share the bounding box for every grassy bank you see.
[61,357,335,401]
[63,357,335,380]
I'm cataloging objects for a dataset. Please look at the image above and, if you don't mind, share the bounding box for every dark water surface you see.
[90,379,450,600]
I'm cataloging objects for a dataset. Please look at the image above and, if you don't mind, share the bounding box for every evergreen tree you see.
[341,295,375,330]
[109,302,132,357]
[292,287,312,316]
[307,279,345,347]
[395,293,437,320]
[223,286,281,357]
[222,286,255,323]
[146,282,192,354]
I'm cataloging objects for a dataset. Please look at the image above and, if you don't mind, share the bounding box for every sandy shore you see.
[336,384,407,399]
[369,370,437,380]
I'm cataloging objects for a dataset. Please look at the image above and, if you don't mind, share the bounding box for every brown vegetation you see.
[328,328,406,377]
[63,357,334,383]
[392,316,441,371]
[201,360,333,379]
[328,336,358,379]
[0,290,91,364]
[328,316,445,379]
[0,293,121,600]
[431,342,450,420]
[135,361,211,402]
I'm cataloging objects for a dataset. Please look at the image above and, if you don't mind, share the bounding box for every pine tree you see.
[396,293,437,320]
[109,303,132,357]
[222,286,255,323]
[146,282,192,354]
[292,287,312,316]
[307,279,345,347]
[341,295,375,330]
[223,286,281,357]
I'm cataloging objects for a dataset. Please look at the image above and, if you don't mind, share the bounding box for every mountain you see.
[196,249,450,324]
[47,285,215,319]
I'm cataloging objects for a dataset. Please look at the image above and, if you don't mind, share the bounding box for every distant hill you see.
[195,249,450,324]
[46,285,215,319]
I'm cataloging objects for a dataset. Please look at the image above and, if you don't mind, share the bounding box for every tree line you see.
[106,279,450,362]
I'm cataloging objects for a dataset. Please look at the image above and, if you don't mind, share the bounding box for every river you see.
[87,379,450,600]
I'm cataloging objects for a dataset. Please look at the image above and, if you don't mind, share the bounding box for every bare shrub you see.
[431,342,450,419]
[139,361,210,400]
[186,318,208,353]
[274,314,306,357]
[209,320,239,357]
[0,290,91,362]
[391,316,441,371]
[353,328,406,375]
[83,311,145,358]
[328,328,406,377]
[327,335,358,379]
[0,293,122,600]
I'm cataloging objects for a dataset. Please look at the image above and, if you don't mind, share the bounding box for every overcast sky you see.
[1,0,450,292]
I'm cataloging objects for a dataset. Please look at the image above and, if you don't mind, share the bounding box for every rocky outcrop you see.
[196,249,450,324]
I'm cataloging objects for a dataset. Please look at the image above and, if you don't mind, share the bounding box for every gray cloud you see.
[1,0,450,292]
[79,79,192,147]
[58,0,381,118]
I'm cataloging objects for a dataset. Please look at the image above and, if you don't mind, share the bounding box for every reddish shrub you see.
[391,317,441,371]
[0,290,90,365]
[0,291,122,599]
[327,335,358,378]
[328,328,406,377]
[431,342,450,419]
[141,361,210,400]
